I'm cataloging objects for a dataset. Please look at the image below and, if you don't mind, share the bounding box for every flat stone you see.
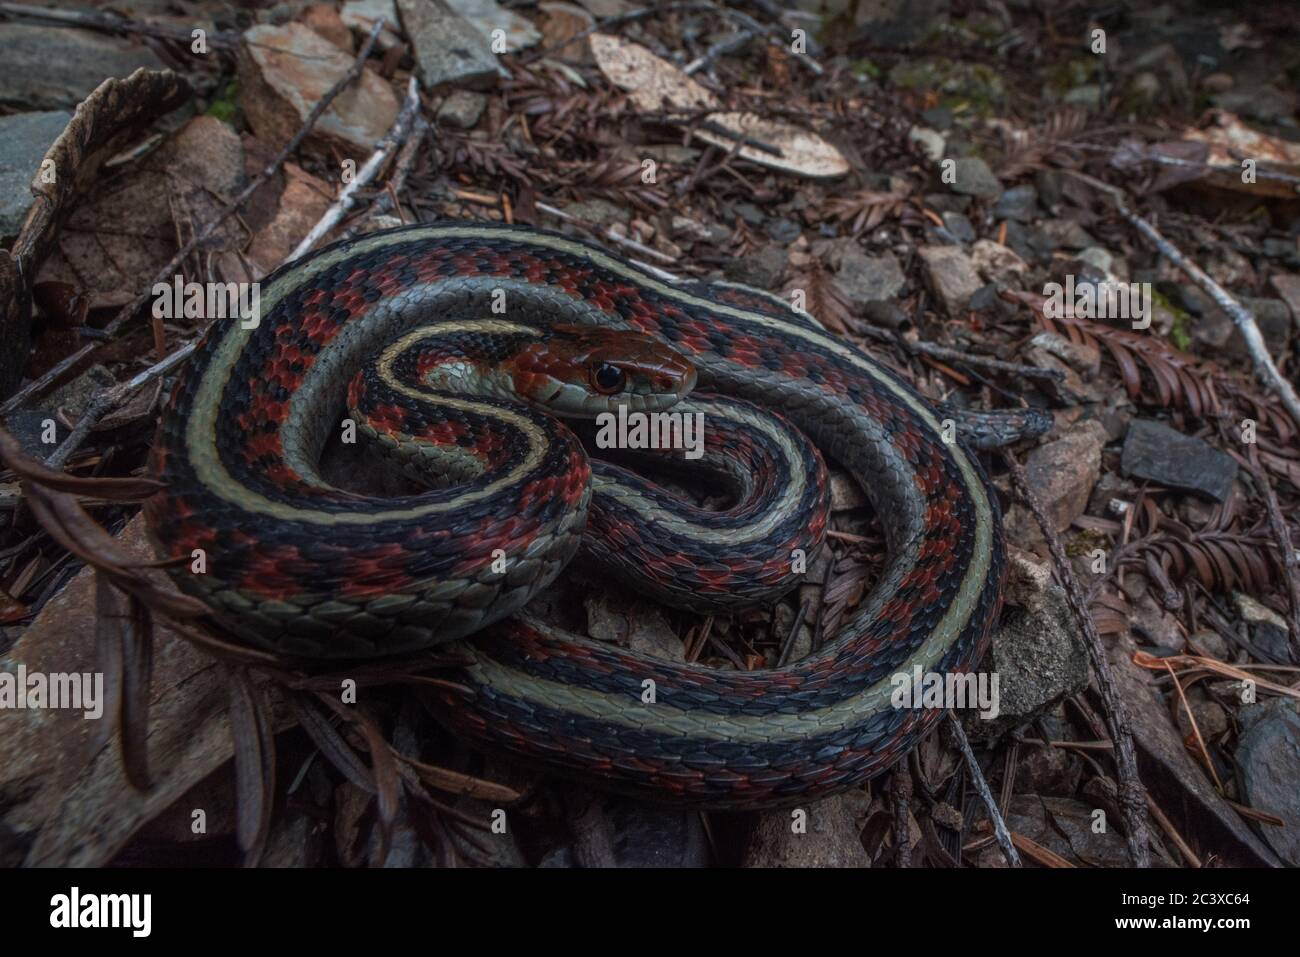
[743,793,872,867]
[446,0,541,52]
[398,0,500,93]
[435,89,487,129]
[908,124,945,162]
[1236,701,1300,865]
[940,210,976,244]
[966,555,1090,741]
[918,244,982,316]
[970,238,1028,286]
[833,249,905,309]
[0,24,165,111]
[994,184,1038,222]
[239,23,399,155]
[947,156,1002,200]
[1222,298,1294,358]
[1268,273,1300,326]
[0,110,71,238]
[1021,422,1106,531]
[723,244,787,289]
[1039,217,1096,250]
[1120,419,1238,502]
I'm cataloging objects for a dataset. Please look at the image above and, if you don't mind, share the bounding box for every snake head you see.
[506,324,697,416]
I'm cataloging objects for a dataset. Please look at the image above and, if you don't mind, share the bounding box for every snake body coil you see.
[147,223,1006,808]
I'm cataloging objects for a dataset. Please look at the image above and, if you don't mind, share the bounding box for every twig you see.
[1003,448,1152,867]
[946,711,1020,867]
[44,342,197,469]
[903,338,1065,382]
[684,30,754,75]
[1242,448,1300,655]
[1065,169,1300,429]
[0,1,240,49]
[0,17,388,418]
[1145,794,1201,867]
[890,764,912,867]
[287,76,422,262]
[341,117,430,239]
[534,201,678,269]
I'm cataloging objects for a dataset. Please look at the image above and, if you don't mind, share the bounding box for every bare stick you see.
[905,338,1065,382]
[946,711,1021,867]
[1066,169,1300,428]
[45,341,196,469]
[288,77,422,262]
[533,201,677,272]
[1003,448,1152,867]
[1242,449,1300,656]
[0,18,388,418]
[0,1,240,49]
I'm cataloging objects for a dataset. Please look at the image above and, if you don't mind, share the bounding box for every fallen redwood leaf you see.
[228,667,276,864]
[1,516,292,866]
[0,427,166,500]
[0,587,28,624]
[401,755,522,804]
[1132,649,1300,700]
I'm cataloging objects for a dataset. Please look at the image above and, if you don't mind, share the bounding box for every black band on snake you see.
[145,222,1009,808]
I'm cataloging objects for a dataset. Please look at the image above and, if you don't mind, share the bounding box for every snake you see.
[145,222,1008,809]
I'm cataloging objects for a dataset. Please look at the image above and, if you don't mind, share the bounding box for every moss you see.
[888,58,1006,117]
[1066,528,1110,558]
[1149,288,1194,351]
[851,58,881,80]
[205,80,238,123]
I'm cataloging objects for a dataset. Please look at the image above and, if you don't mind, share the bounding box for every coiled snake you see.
[146,223,1007,808]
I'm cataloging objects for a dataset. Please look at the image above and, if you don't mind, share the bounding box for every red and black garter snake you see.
[145,222,1006,808]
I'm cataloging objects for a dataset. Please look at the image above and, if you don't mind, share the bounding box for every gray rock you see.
[0,25,165,111]
[940,210,976,244]
[967,554,1090,741]
[435,89,487,129]
[833,249,905,309]
[1120,419,1238,502]
[918,245,982,316]
[540,796,710,868]
[948,156,1002,200]
[1235,701,1300,865]
[993,184,1038,222]
[0,110,70,238]
[743,793,871,867]
[1039,217,1097,250]
[765,217,801,243]
[924,192,971,214]
[1224,298,1293,358]
[723,244,787,289]
[240,23,400,154]
[398,0,499,93]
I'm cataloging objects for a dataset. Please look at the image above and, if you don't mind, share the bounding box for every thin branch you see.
[1066,169,1300,429]
[1003,448,1152,867]
[288,76,423,262]
[44,341,196,469]
[946,711,1021,867]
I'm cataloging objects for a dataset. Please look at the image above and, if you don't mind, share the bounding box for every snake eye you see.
[591,363,627,395]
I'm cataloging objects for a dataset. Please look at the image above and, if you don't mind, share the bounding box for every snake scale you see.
[145,222,1006,808]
